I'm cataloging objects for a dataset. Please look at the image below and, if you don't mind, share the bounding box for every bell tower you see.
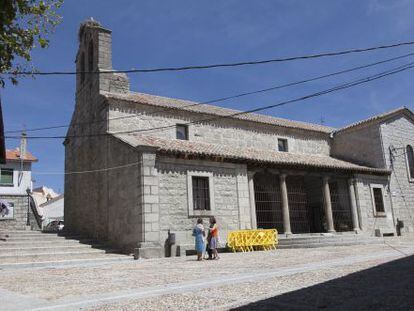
[75,18,129,95]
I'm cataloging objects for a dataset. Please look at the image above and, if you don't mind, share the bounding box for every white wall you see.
[0,161,33,196]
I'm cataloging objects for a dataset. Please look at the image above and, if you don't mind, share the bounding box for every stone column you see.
[134,152,162,259]
[348,178,360,232]
[323,177,335,233]
[247,172,257,230]
[279,174,292,235]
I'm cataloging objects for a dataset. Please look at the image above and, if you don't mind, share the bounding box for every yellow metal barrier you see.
[227,229,278,252]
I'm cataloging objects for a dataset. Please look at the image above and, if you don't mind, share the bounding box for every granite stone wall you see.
[157,157,251,247]
[380,115,414,233]
[0,195,29,230]
[354,174,395,235]
[331,124,385,168]
[107,103,331,156]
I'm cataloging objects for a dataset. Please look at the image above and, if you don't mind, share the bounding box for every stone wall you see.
[157,156,251,247]
[331,124,385,168]
[106,136,141,251]
[380,115,414,233]
[108,102,331,156]
[354,174,395,235]
[0,195,28,230]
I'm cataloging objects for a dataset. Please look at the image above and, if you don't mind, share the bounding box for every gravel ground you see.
[1,239,414,310]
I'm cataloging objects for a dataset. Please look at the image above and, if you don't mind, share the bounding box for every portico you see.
[248,168,360,235]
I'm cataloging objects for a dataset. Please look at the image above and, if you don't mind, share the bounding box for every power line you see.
[4,40,414,76]
[32,161,140,175]
[5,60,414,140]
[5,52,414,134]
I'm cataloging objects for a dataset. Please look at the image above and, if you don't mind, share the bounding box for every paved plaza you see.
[1,239,414,310]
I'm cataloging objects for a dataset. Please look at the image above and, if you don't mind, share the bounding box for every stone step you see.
[0,256,133,270]
[277,235,377,244]
[0,230,42,235]
[0,244,108,255]
[0,235,86,242]
[0,239,97,248]
[277,239,383,249]
[0,249,124,264]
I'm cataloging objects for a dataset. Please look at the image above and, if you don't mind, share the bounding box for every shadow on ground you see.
[232,254,414,311]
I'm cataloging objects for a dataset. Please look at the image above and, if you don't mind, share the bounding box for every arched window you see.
[407,145,414,179]
[80,52,85,84]
[88,40,94,72]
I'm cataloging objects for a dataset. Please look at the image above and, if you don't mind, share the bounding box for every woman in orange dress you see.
[209,216,220,260]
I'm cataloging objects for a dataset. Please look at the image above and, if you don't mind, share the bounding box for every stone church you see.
[65,20,414,258]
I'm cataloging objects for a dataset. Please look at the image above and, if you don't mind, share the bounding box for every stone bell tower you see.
[75,18,129,95]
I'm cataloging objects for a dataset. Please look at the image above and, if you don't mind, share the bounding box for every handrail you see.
[29,194,43,229]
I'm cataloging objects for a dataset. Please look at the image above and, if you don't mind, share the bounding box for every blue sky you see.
[2,0,414,192]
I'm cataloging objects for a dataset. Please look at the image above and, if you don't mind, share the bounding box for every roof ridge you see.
[335,106,413,134]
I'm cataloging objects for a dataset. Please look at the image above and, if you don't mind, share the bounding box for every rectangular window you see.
[373,187,385,213]
[176,124,189,140]
[278,138,288,152]
[0,169,13,186]
[192,176,210,210]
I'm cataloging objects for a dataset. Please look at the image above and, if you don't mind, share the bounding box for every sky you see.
[2,0,414,192]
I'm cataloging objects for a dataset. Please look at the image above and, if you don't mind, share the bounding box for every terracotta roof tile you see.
[5,149,38,162]
[113,133,389,175]
[103,91,335,134]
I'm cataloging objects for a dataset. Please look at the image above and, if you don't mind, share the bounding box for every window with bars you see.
[0,169,14,186]
[372,187,385,213]
[278,138,288,152]
[192,176,210,210]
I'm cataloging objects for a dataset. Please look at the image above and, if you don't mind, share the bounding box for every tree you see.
[0,0,63,87]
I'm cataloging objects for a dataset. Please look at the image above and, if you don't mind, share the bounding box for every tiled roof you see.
[335,106,414,134]
[113,133,389,175]
[103,91,335,134]
[5,149,37,162]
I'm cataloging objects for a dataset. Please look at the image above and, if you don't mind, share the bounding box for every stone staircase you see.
[0,230,132,269]
[277,232,388,249]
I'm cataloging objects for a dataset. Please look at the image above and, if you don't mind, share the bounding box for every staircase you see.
[277,232,388,249]
[0,230,132,269]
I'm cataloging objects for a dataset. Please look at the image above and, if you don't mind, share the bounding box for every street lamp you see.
[26,187,31,226]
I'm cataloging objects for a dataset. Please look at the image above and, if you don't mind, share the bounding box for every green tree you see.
[0,0,63,87]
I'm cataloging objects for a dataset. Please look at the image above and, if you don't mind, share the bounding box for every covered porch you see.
[248,169,360,235]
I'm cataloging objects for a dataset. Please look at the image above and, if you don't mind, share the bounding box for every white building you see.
[0,136,39,230]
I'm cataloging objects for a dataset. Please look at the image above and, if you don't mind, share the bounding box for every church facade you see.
[64,20,414,258]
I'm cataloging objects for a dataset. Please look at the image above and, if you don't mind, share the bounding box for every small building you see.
[64,20,414,257]
[0,135,38,230]
[40,194,64,228]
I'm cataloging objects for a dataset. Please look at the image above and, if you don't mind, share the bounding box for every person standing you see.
[209,216,220,260]
[192,218,205,261]
[205,219,214,260]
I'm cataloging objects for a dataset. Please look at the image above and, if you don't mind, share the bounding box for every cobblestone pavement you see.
[1,239,414,310]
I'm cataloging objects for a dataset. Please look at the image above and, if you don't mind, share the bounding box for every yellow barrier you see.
[227,229,278,252]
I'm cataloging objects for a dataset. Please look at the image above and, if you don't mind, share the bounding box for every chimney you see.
[20,132,27,160]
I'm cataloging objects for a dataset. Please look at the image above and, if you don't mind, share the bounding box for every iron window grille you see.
[192,176,210,210]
